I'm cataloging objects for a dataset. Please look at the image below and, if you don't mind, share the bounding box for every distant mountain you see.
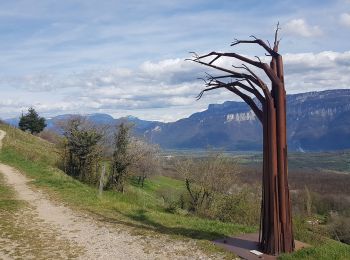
[5,89,350,151]
[3,117,20,127]
[287,89,350,151]
[145,89,350,151]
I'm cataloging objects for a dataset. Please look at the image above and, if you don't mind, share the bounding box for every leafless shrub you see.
[213,185,261,226]
[37,129,61,144]
[175,151,239,213]
[328,214,350,244]
[156,187,183,213]
[129,139,160,187]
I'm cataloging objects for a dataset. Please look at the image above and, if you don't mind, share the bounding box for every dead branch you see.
[191,51,282,87]
[196,80,263,122]
[273,22,281,51]
[231,36,278,57]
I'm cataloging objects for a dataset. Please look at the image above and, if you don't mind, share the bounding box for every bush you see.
[156,187,183,213]
[37,130,61,144]
[212,186,261,226]
[328,214,350,244]
[292,215,328,245]
[175,152,239,213]
[313,194,350,216]
[59,117,102,185]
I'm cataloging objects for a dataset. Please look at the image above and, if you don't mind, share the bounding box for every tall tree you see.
[189,24,294,254]
[19,107,47,134]
[108,123,132,192]
[61,117,102,183]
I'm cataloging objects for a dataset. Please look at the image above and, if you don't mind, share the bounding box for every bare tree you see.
[175,152,238,212]
[129,139,160,187]
[188,24,294,254]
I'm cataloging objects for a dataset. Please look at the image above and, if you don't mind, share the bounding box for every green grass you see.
[280,238,350,260]
[0,174,23,212]
[277,216,350,260]
[0,124,254,257]
[0,124,349,259]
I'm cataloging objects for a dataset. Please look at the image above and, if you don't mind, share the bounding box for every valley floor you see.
[0,130,215,259]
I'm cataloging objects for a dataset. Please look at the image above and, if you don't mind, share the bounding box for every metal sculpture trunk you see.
[190,25,294,255]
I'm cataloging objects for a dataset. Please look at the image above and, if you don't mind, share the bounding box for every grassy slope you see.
[0,125,252,257]
[0,124,349,259]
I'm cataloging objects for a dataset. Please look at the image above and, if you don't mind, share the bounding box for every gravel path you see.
[0,130,216,259]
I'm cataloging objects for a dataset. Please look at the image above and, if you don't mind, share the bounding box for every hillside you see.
[0,124,251,259]
[0,124,349,259]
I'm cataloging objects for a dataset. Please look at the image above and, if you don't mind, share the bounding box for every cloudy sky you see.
[1,0,350,121]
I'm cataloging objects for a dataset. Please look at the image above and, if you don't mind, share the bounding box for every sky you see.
[1,0,350,122]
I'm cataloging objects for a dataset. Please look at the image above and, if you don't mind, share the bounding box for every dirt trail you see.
[0,130,214,259]
[0,130,5,149]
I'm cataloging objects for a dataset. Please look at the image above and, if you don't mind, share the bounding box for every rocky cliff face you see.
[144,89,350,151]
[286,89,350,151]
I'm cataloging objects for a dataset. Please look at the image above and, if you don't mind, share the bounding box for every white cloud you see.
[340,13,350,27]
[284,51,350,93]
[1,51,350,122]
[284,19,323,37]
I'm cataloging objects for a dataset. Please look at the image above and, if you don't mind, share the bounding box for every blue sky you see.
[1,0,350,121]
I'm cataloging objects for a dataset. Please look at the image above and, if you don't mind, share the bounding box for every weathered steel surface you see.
[191,24,294,254]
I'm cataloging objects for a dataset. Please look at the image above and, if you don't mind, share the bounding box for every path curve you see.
[0,130,213,259]
[0,129,5,149]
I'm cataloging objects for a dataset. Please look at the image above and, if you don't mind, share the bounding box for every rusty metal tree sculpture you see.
[189,25,294,255]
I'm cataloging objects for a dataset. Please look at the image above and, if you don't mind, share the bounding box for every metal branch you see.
[231,37,279,57]
[198,79,264,122]
[240,64,272,99]
[245,78,265,104]
[235,82,265,105]
[209,55,221,65]
[197,77,208,85]
[255,56,262,63]
[232,64,246,70]
[267,40,271,49]
[274,22,281,50]
[194,52,264,68]
[196,86,224,100]
[190,54,282,94]
[191,51,282,87]
[226,85,263,123]
[189,51,199,59]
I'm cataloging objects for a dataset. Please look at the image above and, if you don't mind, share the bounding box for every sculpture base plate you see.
[213,233,309,260]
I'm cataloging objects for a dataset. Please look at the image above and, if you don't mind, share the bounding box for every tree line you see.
[59,116,160,193]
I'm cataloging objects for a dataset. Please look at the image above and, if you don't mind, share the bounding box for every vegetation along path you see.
[0,129,213,259]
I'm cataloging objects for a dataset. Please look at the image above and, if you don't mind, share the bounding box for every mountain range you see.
[5,89,350,151]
